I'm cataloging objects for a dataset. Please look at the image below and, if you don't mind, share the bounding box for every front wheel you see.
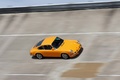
[61,53,69,59]
[36,53,43,59]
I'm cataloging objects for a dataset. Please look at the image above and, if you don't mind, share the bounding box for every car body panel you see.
[37,49,61,57]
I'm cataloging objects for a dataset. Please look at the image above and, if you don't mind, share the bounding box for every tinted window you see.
[38,46,44,50]
[35,39,44,47]
[52,37,63,49]
[44,45,52,50]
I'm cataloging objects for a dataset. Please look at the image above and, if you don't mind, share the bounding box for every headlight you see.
[70,50,73,53]
[77,40,79,43]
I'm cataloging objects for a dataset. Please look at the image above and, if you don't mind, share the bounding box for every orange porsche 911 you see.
[30,36,83,59]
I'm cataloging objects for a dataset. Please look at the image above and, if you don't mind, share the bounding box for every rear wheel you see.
[36,53,43,59]
[61,53,69,59]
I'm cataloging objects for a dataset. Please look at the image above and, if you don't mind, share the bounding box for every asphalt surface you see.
[0,8,120,80]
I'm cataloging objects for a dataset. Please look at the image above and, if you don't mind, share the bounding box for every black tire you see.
[36,53,43,59]
[61,53,69,59]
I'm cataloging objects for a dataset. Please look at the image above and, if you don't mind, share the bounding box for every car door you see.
[43,45,61,57]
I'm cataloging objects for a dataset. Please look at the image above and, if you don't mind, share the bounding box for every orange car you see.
[30,36,83,59]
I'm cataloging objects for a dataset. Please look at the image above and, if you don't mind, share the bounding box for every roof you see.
[41,36,56,45]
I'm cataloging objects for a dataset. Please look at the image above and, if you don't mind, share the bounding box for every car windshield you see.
[35,39,44,47]
[52,37,64,49]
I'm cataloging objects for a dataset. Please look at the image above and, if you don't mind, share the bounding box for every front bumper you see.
[70,47,83,58]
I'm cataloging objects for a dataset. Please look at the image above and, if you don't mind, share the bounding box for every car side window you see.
[38,46,44,50]
[44,45,52,50]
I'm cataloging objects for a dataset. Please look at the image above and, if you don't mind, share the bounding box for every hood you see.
[58,40,80,52]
